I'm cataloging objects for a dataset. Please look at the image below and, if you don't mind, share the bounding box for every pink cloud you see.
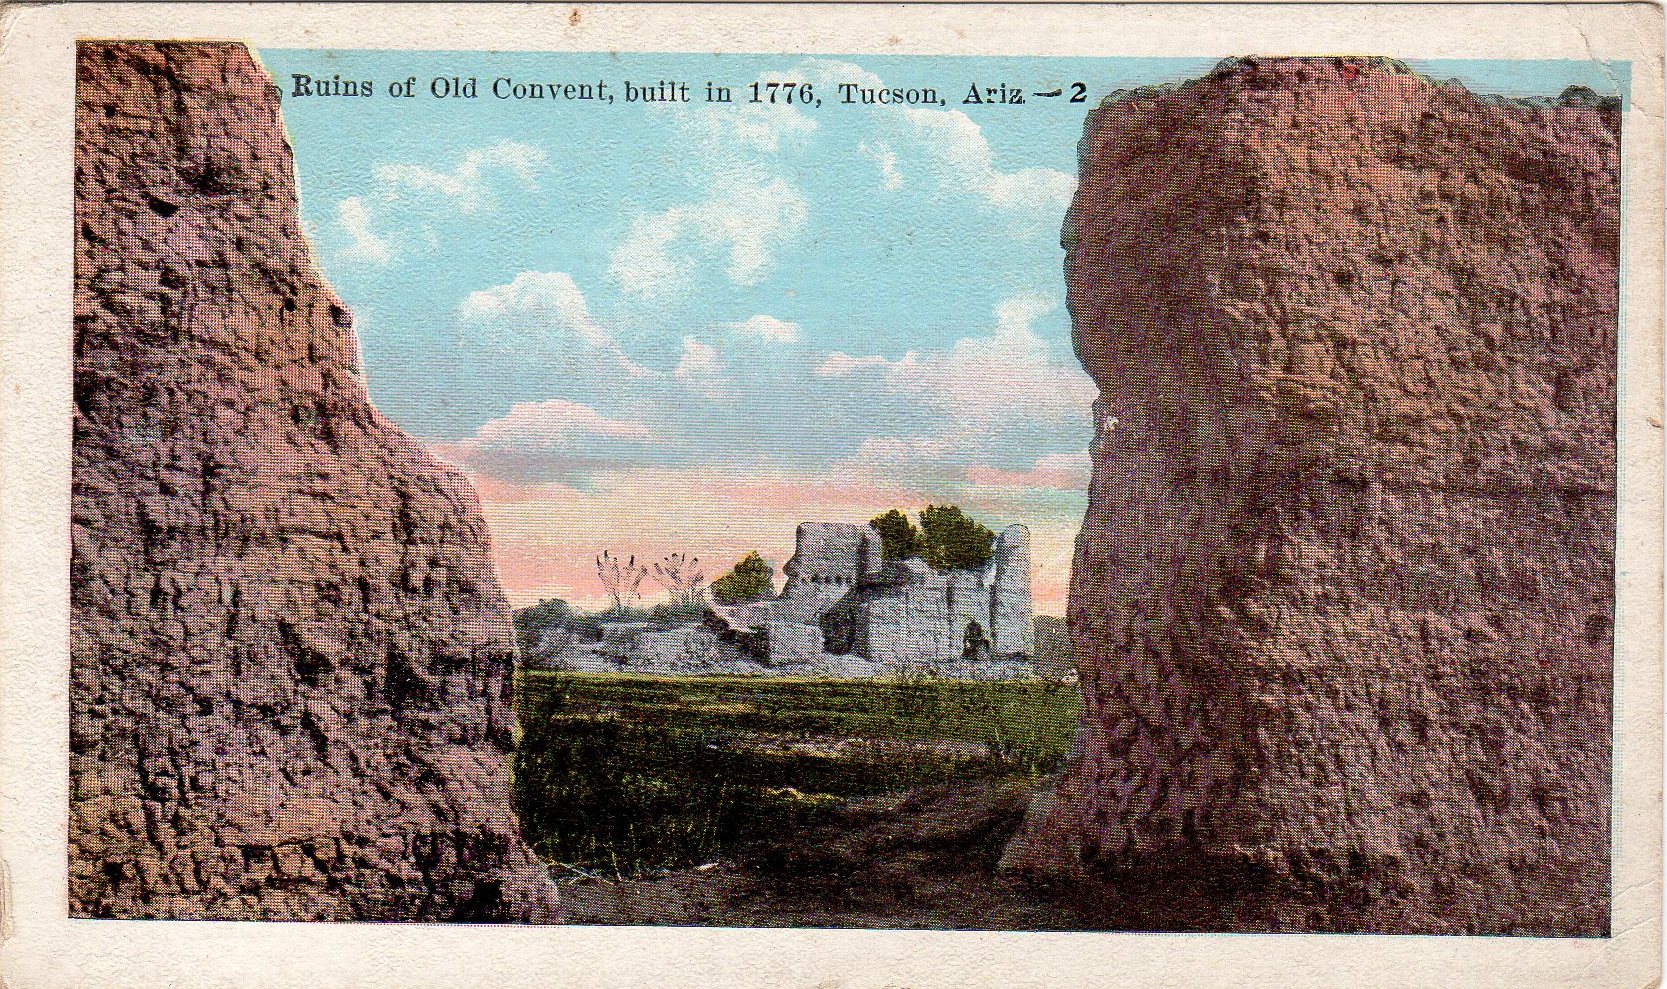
[460,472,586,505]
[1031,576,1068,617]
[963,450,1091,491]
[465,464,925,610]
[426,399,659,485]
[494,545,613,606]
[471,398,654,447]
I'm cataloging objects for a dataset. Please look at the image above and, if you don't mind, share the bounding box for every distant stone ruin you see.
[536,521,1035,678]
[713,522,1034,672]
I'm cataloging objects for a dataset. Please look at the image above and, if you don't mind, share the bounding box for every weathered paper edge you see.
[0,4,1660,988]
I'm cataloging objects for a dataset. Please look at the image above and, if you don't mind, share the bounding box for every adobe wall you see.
[1004,57,1619,936]
[70,42,560,921]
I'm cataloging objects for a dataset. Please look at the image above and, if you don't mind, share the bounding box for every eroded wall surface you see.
[70,41,559,921]
[1005,57,1618,935]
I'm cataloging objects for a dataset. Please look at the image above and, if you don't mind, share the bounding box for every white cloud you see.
[330,142,550,263]
[470,399,656,450]
[816,351,893,377]
[684,101,818,156]
[457,271,647,376]
[844,435,959,472]
[858,141,904,191]
[805,60,1076,214]
[336,197,390,265]
[460,271,607,346]
[608,213,681,296]
[455,275,754,425]
[609,177,808,297]
[893,294,1094,418]
[432,398,659,485]
[674,336,720,379]
[673,336,736,400]
[730,315,801,344]
[898,108,1076,211]
[373,140,548,213]
[609,78,822,301]
[812,294,1095,421]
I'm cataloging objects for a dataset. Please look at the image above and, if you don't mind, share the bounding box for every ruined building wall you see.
[782,522,884,588]
[989,525,1035,657]
[771,522,1036,668]
[858,563,966,667]
[767,523,876,662]
[70,41,559,921]
[1004,58,1618,936]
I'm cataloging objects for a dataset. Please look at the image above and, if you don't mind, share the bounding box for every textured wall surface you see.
[70,41,559,922]
[989,526,1035,657]
[1004,58,1619,935]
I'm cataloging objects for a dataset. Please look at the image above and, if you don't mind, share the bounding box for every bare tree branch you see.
[652,552,707,607]
[596,549,649,613]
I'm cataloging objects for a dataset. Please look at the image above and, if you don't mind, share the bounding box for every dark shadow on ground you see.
[557,779,1095,929]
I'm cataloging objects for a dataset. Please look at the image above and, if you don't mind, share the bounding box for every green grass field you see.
[513,671,1080,877]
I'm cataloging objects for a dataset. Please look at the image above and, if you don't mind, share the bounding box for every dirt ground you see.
[556,779,1097,929]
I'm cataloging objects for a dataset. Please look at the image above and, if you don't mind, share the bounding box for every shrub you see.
[868,509,922,561]
[712,551,775,604]
[596,549,648,612]
[648,600,709,625]
[513,598,577,655]
[652,552,707,607]
[918,504,996,571]
[869,505,997,571]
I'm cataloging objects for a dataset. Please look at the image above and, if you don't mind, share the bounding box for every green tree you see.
[512,598,575,656]
[868,509,923,561]
[918,504,996,571]
[711,551,775,604]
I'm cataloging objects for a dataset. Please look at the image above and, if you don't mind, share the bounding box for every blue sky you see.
[258,49,1628,610]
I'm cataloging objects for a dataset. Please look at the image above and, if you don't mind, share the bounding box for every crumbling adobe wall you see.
[70,41,560,921]
[1003,58,1618,935]
[988,525,1034,657]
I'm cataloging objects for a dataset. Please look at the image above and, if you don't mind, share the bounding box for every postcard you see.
[0,3,1661,987]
